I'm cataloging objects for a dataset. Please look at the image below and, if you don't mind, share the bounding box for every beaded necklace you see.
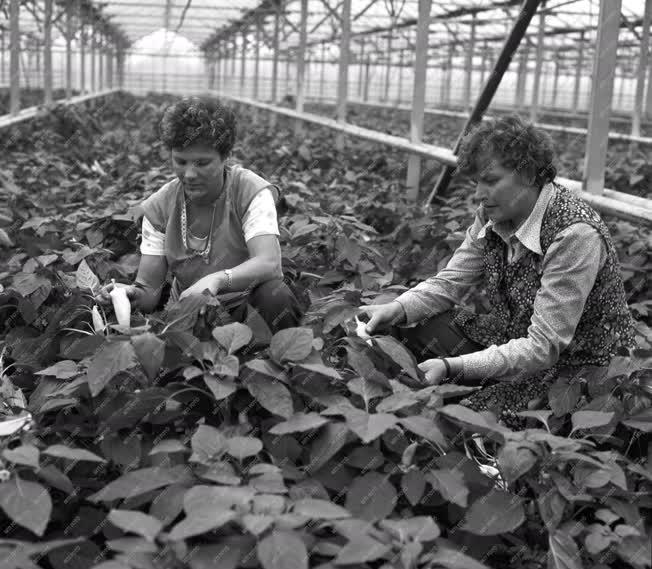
[180,186,223,265]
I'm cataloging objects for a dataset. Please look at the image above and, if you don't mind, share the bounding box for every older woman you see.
[98,96,303,334]
[360,114,636,428]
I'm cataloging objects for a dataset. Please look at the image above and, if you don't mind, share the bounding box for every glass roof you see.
[0,0,647,70]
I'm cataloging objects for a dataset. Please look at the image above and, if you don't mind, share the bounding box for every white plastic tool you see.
[109,281,131,328]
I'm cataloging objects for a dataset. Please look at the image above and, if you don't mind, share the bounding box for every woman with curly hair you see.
[359,114,636,428]
[98,96,303,335]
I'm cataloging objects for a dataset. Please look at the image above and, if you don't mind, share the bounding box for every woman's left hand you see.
[179,273,222,300]
[417,359,448,385]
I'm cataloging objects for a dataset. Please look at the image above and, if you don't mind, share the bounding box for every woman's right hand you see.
[356,301,406,335]
[95,281,142,307]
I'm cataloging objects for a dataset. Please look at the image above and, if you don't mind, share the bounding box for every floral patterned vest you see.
[453,183,636,367]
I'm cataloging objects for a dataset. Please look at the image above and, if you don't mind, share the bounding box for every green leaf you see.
[185,485,256,511]
[376,391,419,413]
[344,409,398,444]
[571,410,614,434]
[426,545,491,569]
[42,445,106,463]
[615,535,651,569]
[0,477,52,536]
[169,509,236,541]
[245,373,293,419]
[107,509,163,541]
[212,322,252,354]
[537,489,566,532]
[86,340,137,397]
[380,517,440,542]
[36,360,79,379]
[186,541,249,569]
[308,422,352,473]
[130,333,165,381]
[345,472,397,521]
[242,514,275,536]
[88,465,193,502]
[548,530,583,569]
[3,445,40,468]
[296,361,342,380]
[548,379,582,416]
[400,416,448,448]
[148,439,188,455]
[269,412,330,435]
[292,498,351,520]
[348,377,386,405]
[226,436,263,460]
[211,354,240,377]
[190,424,228,463]
[168,485,254,540]
[345,346,390,388]
[516,409,553,429]
[257,530,308,569]
[462,489,526,535]
[438,404,502,435]
[374,335,421,381]
[334,534,390,565]
[622,407,652,432]
[426,469,469,507]
[203,374,237,401]
[401,469,427,506]
[497,442,538,484]
[270,327,313,365]
[244,358,288,381]
[75,259,100,291]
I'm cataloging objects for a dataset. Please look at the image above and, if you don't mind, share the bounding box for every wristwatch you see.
[223,269,233,291]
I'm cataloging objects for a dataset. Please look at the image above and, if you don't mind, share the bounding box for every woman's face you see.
[472,157,538,226]
[171,143,226,204]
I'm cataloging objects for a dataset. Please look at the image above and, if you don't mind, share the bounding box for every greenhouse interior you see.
[0,1,651,568]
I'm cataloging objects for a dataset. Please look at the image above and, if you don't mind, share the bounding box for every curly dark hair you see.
[456,114,557,190]
[159,97,237,156]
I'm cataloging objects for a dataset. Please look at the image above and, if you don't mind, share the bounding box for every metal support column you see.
[320,43,326,100]
[254,20,261,100]
[357,38,366,99]
[646,52,652,118]
[427,0,543,204]
[480,40,489,87]
[515,43,529,109]
[335,0,352,150]
[295,0,308,135]
[632,0,651,136]
[98,36,104,90]
[44,0,53,105]
[117,45,125,89]
[552,51,560,108]
[397,48,405,104]
[406,0,432,200]
[584,0,621,195]
[65,0,73,99]
[240,28,247,96]
[9,0,20,114]
[90,26,96,92]
[530,7,545,121]
[572,30,584,113]
[80,15,86,94]
[363,54,371,102]
[270,2,281,128]
[463,12,476,109]
[445,43,453,106]
[383,34,393,102]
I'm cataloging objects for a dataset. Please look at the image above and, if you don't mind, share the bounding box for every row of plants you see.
[0,92,649,569]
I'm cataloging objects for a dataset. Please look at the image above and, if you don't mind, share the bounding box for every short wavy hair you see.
[159,97,237,156]
[456,114,557,190]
